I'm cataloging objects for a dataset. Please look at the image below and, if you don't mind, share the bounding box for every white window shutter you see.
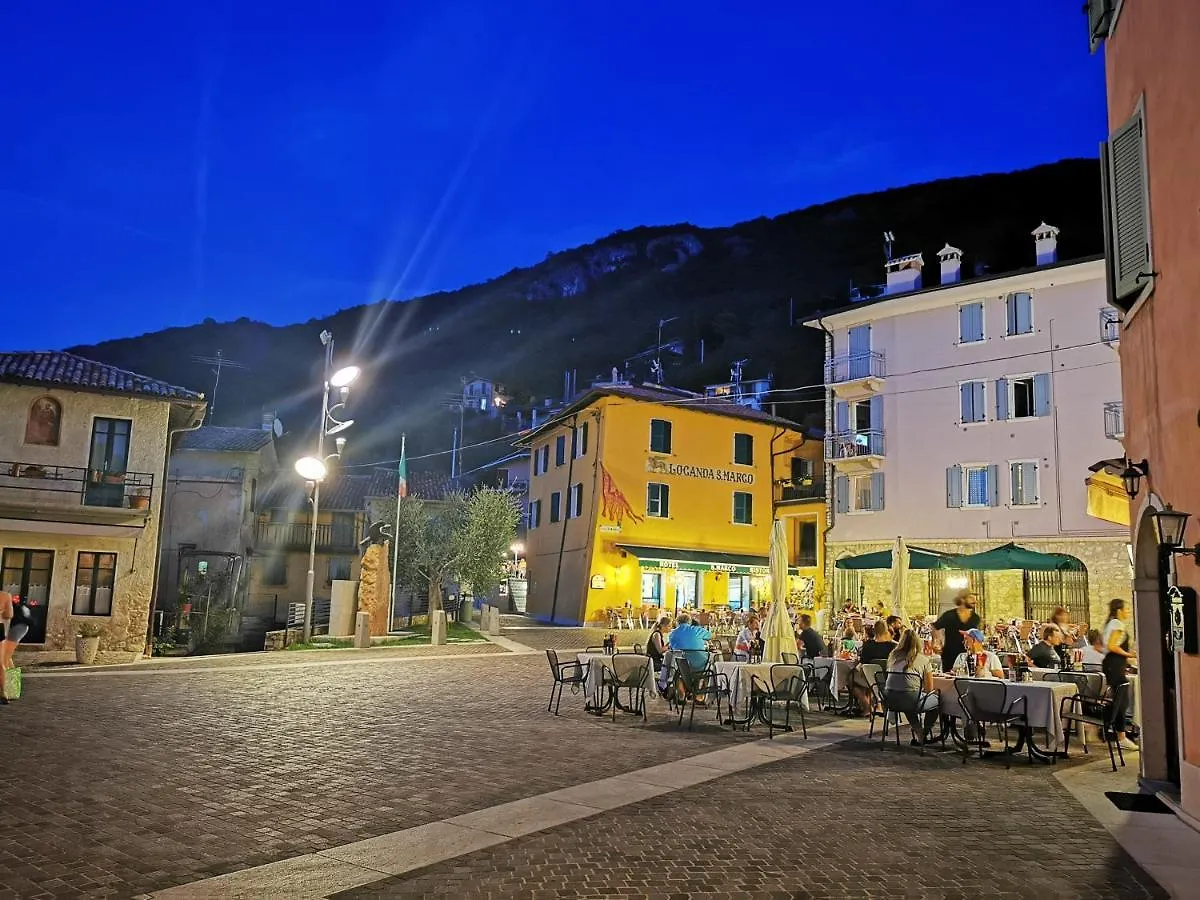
[1109,108,1151,302]
[946,465,963,508]
[1033,374,1052,417]
[996,378,1009,421]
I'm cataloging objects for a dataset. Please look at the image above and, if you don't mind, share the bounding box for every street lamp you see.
[1152,505,1200,562]
[300,330,361,642]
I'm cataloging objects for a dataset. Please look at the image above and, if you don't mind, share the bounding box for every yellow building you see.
[518,384,824,625]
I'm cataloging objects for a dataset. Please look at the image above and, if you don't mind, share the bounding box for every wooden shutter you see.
[1088,0,1113,51]
[835,475,849,513]
[661,484,670,518]
[946,465,963,508]
[1109,107,1151,302]
[988,464,1001,507]
[996,378,1009,421]
[869,395,883,433]
[834,401,850,434]
[1033,374,1052,417]
[870,473,885,511]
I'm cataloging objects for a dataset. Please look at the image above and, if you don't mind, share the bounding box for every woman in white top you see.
[952,628,1005,678]
[734,615,760,660]
[884,629,940,741]
[1102,598,1138,751]
[1080,629,1107,667]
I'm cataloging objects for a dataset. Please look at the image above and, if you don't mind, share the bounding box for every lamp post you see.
[296,330,360,642]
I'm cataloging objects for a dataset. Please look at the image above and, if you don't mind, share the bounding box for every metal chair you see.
[806,660,837,711]
[1061,681,1129,771]
[873,670,940,754]
[781,651,800,665]
[672,656,731,731]
[601,655,650,722]
[749,665,809,739]
[545,649,587,715]
[954,678,1030,767]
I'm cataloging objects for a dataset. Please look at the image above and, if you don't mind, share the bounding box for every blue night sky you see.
[0,1,1105,350]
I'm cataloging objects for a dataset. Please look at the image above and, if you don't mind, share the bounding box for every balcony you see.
[775,479,826,504]
[1100,308,1121,347]
[0,461,155,527]
[1104,401,1125,441]
[254,521,364,552]
[824,351,885,399]
[825,430,886,473]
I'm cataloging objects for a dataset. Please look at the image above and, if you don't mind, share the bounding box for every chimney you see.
[261,411,276,432]
[937,244,963,285]
[1032,222,1059,266]
[884,253,924,295]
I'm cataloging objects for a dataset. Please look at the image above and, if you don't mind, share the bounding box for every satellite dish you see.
[272,418,283,438]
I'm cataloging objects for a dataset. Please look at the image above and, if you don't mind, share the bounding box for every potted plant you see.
[75,622,104,665]
[130,488,150,510]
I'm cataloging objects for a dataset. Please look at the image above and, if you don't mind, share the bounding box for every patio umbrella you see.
[944,542,1085,572]
[890,536,910,616]
[835,546,951,570]
[763,519,798,663]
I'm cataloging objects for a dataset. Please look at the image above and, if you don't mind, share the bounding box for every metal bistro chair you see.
[954,678,1031,767]
[545,649,588,715]
[601,655,650,722]
[1061,681,1130,772]
[749,664,808,739]
[873,670,941,755]
[673,656,731,731]
[781,651,800,666]
[806,660,837,711]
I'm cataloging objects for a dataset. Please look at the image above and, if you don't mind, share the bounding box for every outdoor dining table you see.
[931,674,1077,759]
[1027,667,1141,728]
[576,652,653,715]
[714,660,813,719]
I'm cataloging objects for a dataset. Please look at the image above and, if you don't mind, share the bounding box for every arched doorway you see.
[1132,495,1180,787]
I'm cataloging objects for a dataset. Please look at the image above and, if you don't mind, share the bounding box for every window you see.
[732,491,753,525]
[797,521,818,568]
[946,464,999,508]
[997,374,1051,420]
[958,302,984,344]
[529,499,542,528]
[733,433,753,466]
[328,557,352,582]
[573,422,589,458]
[549,491,562,523]
[1010,461,1040,506]
[647,483,670,518]
[73,554,115,619]
[959,380,986,424]
[641,572,663,605]
[2,549,53,643]
[1104,101,1151,308]
[650,419,672,454]
[24,396,61,446]
[728,575,753,611]
[533,445,547,476]
[1005,292,1033,336]
[555,435,566,467]
[835,474,884,512]
[567,483,584,519]
[264,555,286,585]
[791,457,814,483]
[1087,0,1117,52]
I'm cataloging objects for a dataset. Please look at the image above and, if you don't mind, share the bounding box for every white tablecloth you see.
[577,653,653,702]
[714,661,813,712]
[1028,668,1140,727]
[811,657,850,697]
[933,675,1077,751]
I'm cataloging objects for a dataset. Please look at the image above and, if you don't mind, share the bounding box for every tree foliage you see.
[375,487,519,612]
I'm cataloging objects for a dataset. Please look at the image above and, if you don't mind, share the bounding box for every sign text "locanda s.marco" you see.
[646,456,755,485]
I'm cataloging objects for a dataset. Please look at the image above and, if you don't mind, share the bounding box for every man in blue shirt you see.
[658,613,712,691]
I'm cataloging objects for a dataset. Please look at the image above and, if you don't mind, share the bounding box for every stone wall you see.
[826,536,1131,630]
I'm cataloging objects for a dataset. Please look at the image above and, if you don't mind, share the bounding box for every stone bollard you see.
[487,605,501,636]
[431,609,448,646]
[354,612,371,649]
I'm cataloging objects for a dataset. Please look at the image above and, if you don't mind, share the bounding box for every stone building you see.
[0,351,205,662]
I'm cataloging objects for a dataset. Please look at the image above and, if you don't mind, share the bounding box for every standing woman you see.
[1102,598,1138,752]
[933,591,981,675]
[1,590,30,702]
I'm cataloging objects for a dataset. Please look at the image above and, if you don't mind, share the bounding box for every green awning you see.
[617,544,800,576]
[942,542,1085,572]
[835,546,951,570]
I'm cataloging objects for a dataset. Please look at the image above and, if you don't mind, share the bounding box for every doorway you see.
[1,548,54,643]
[674,570,698,613]
[85,417,132,507]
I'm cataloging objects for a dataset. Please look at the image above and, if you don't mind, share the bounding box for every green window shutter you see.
[580,422,589,456]
[988,464,1001,507]
[555,435,566,466]
[1033,374,1052,417]
[1088,0,1114,53]
[661,484,670,518]
[834,476,849,514]
[1110,108,1151,302]
[996,378,1009,421]
[550,492,561,522]
[869,473,884,511]
[946,465,963,508]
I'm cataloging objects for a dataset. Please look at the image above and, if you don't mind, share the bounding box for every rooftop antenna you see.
[655,316,679,385]
[883,231,895,263]
[191,349,249,424]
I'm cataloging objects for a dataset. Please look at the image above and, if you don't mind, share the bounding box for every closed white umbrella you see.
[764,519,798,662]
[891,536,910,617]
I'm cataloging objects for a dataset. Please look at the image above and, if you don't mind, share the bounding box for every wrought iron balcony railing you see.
[825,351,885,385]
[0,461,155,512]
[253,521,363,552]
[825,430,886,460]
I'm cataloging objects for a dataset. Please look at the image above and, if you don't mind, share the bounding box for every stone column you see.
[357,543,391,636]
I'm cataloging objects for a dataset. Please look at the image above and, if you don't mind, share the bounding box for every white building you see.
[805,226,1129,627]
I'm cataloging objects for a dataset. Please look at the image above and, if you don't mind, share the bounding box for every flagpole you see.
[390,433,405,634]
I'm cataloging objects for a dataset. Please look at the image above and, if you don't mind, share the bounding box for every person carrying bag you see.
[1,590,29,702]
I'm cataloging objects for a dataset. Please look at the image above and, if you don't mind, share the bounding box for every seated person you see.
[884,630,940,742]
[952,628,1005,678]
[1026,625,1064,669]
[1079,628,1107,667]
[885,614,904,642]
[734,615,760,660]
[859,619,897,666]
[797,613,825,660]
[665,613,711,673]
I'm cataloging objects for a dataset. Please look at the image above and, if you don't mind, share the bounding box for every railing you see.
[825,350,886,385]
[795,553,819,568]
[0,461,155,512]
[776,480,826,502]
[1104,401,1125,440]
[825,430,886,460]
[1100,308,1121,346]
[253,521,363,551]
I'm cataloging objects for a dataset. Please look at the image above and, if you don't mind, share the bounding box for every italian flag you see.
[397,435,408,499]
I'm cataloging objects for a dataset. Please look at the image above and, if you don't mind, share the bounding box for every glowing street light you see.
[295,456,328,481]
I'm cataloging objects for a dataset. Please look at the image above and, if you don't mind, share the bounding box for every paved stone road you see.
[339,740,1167,900]
[0,652,769,900]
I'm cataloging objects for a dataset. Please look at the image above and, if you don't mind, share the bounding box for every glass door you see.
[1,549,54,643]
[85,418,132,507]
[674,570,698,614]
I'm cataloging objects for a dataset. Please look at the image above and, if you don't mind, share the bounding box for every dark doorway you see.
[1,548,54,643]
